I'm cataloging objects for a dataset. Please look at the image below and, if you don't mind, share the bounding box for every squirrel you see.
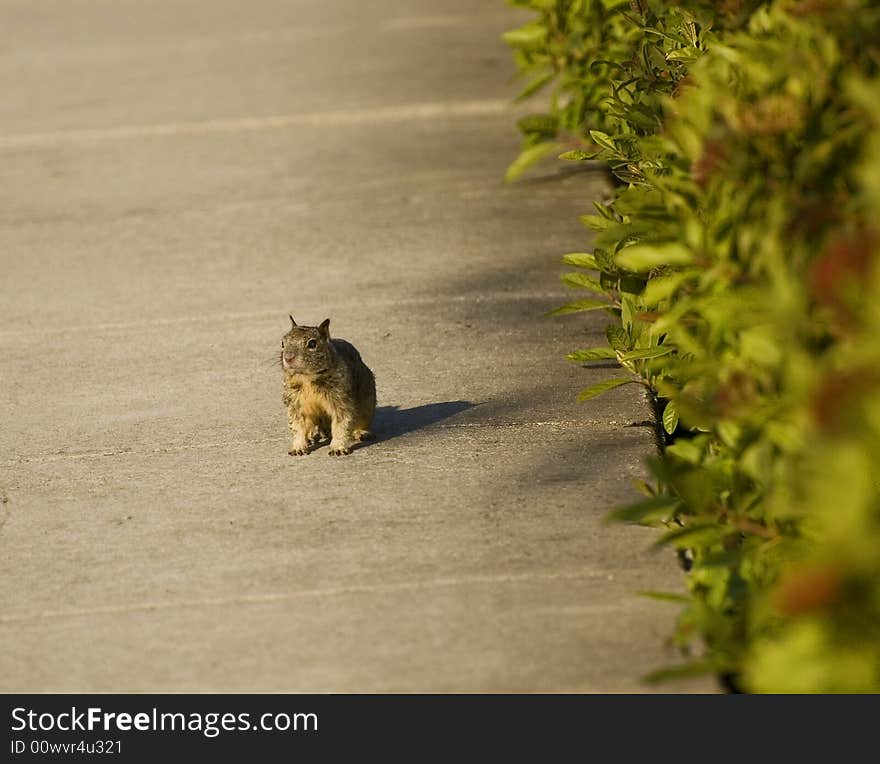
[281,315,376,456]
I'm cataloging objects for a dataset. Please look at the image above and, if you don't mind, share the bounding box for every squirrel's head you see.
[281,315,334,375]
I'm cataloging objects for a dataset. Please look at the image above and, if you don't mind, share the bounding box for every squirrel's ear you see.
[319,318,331,338]
[289,315,297,329]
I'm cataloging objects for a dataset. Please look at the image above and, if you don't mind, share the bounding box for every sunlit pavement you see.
[0,0,712,692]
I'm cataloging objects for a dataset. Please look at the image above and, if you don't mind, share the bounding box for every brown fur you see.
[281,316,376,456]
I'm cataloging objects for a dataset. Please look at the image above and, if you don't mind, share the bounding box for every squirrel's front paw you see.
[328,445,352,456]
[288,446,310,456]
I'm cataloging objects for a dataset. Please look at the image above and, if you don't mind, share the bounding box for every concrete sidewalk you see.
[0,0,709,692]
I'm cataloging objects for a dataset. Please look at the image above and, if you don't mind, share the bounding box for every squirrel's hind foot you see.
[288,447,310,456]
[307,429,329,447]
[328,445,353,456]
[353,429,375,442]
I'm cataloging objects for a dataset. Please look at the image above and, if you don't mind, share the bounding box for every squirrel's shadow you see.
[370,401,475,444]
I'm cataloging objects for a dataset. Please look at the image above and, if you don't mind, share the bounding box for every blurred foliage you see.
[505,0,880,692]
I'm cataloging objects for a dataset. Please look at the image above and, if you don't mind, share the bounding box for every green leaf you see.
[616,106,659,131]
[643,662,715,684]
[508,0,554,8]
[638,591,691,604]
[562,272,606,293]
[501,23,548,50]
[592,201,616,220]
[562,252,599,269]
[546,298,612,316]
[666,440,703,463]
[589,129,617,153]
[593,247,617,272]
[566,347,618,363]
[655,523,724,549]
[620,294,637,331]
[619,274,648,295]
[632,478,656,497]
[662,401,679,435]
[606,324,629,350]
[579,214,610,231]
[605,495,679,524]
[504,141,562,182]
[641,273,687,304]
[717,420,740,448]
[516,71,556,101]
[559,149,600,161]
[615,242,695,272]
[516,113,559,135]
[666,48,701,63]
[578,377,637,401]
[618,345,674,361]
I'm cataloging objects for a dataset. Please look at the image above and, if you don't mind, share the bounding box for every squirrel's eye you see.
[306,339,318,349]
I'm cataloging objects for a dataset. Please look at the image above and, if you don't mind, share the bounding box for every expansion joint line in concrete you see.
[0,568,616,624]
[0,100,512,150]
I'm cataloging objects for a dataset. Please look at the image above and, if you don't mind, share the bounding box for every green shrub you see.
[505,0,880,692]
